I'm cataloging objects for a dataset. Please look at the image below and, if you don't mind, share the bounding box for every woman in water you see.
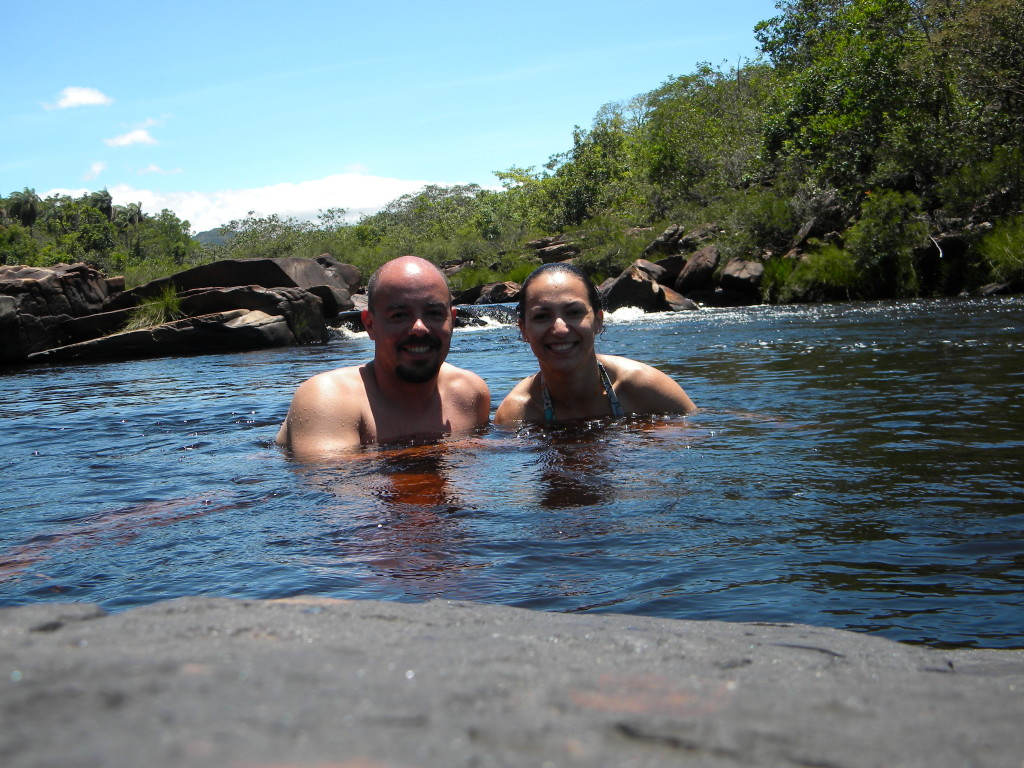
[494,262,696,425]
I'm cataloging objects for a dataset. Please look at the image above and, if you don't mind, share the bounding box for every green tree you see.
[213,211,318,260]
[8,188,41,234]
[116,202,144,257]
[88,189,114,221]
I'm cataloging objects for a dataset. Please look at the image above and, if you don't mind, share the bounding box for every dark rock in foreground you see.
[2,258,357,366]
[1,597,1021,767]
[103,256,355,312]
[0,263,124,363]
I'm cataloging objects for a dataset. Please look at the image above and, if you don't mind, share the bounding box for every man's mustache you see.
[398,335,442,350]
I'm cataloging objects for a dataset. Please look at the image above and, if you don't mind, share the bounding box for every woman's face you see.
[519,270,603,371]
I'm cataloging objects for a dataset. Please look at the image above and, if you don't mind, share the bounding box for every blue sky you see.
[3,1,779,233]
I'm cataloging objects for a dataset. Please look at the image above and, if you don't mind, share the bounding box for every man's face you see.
[364,262,455,384]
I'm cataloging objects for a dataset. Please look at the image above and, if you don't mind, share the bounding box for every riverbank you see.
[3,597,1022,767]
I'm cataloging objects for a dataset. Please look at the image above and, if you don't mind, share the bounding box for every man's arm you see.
[276,370,365,458]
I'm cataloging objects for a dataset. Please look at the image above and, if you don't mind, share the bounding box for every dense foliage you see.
[0,189,203,288]
[3,0,1021,300]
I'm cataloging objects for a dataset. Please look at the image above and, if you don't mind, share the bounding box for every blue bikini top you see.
[540,359,624,425]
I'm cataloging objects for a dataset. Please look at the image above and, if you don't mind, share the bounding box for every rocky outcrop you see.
[473,281,520,305]
[674,245,721,293]
[601,261,698,313]
[596,246,769,312]
[978,279,1024,296]
[314,253,361,294]
[2,257,357,367]
[526,235,581,263]
[653,254,687,286]
[452,281,522,306]
[28,303,322,365]
[602,263,664,312]
[0,263,125,364]
[677,223,721,252]
[104,256,355,313]
[660,283,700,311]
[641,223,686,258]
[719,258,765,300]
[631,258,667,283]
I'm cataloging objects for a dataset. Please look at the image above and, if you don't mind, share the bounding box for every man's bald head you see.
[366,256,451,313]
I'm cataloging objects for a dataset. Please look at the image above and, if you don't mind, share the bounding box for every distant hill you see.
[193,228,233,248]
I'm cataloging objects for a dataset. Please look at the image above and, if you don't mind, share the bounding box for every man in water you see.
[276,255,491,457]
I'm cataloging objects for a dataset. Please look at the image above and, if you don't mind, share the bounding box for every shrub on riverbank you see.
[980,216,1024,284]
[124,283,183,331]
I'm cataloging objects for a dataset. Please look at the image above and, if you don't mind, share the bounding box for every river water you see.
[1,297,1022,648]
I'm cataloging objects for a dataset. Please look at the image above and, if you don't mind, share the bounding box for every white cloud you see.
[46,86,114,109]
[44,172,485,233]
[138,164,183,176]
[104,129,158,147]
[98,173,445,232]
[83,161,106,180]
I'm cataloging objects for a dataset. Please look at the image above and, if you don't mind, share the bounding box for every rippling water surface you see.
[2,297,1022,648]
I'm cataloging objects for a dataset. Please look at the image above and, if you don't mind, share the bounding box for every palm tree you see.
[124,202,143,258]
[8,188,41,235]
[88,189,114,221]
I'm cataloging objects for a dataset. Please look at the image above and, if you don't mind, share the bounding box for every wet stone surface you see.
[1,597,1022,767]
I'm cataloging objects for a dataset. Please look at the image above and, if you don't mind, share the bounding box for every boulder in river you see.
[28,296,324,364]
[2,257,358,366]
[674,244,720,294]
[601,261,697,313]
[473,281,520,305]
[719,258,765,299]
[0,263,125,364]
[103,256,356,314]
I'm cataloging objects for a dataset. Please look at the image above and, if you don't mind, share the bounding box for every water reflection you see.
[285,441,483,595]
[2,298,1022,647]
[533,422,616,509]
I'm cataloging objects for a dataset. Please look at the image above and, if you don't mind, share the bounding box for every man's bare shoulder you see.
[439,361,490,395]
[438,362,491,425]
[276,365,370,452]
[292,365,368,402]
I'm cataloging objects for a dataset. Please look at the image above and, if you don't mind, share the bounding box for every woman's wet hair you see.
[516,262,604,320]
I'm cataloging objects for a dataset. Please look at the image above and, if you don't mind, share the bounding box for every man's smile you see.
[399,337,441,354]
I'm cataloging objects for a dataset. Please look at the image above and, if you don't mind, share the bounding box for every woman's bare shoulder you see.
[494,374,540,424]
[598,354,696,414]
